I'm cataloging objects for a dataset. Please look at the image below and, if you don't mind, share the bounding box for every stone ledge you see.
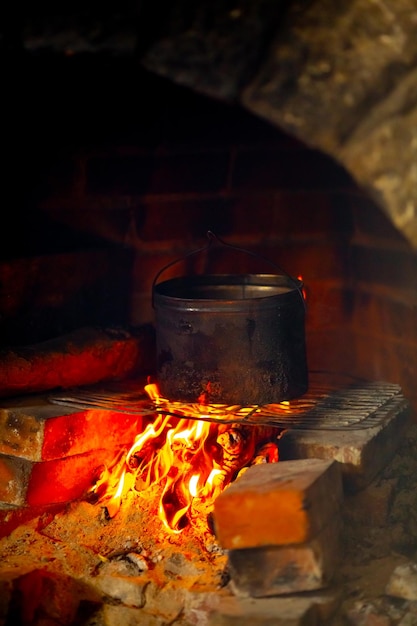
[279,394,411,492]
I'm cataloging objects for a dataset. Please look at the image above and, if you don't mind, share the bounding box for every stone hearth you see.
[0,367,416,625]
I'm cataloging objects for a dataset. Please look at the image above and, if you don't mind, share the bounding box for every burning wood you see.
[252,441,280,465]
[91,383,282,534]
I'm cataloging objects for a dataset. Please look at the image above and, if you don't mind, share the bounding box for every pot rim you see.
[153,273,305,311]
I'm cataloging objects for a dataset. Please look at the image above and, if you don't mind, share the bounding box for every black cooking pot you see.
[152,235,308,405]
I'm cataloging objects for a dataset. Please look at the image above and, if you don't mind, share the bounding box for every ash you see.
[0,487,229,625]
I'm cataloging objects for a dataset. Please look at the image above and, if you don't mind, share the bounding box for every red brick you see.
[0,402,144,463]
[213,459,343,549]
[87,151,229,195]
[136,197,234,242]
[352,245,416,292]
[0,250,133,347]
[0,325,155,399]
[231,147,352,191]
[27,447,123,507]
[350,288,417,348]
[42,409,144,461]
[304,281,352,331]
[306,328,357,374]
[0,446,123,507]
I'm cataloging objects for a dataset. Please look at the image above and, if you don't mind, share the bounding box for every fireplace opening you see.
[2,54,416,406]
[2,7,417,624]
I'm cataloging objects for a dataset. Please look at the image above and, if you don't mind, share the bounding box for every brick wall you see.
[2,57,417,413]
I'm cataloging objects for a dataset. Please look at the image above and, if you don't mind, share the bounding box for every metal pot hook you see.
[152,231,305,308]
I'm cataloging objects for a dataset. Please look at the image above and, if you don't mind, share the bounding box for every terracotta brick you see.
[270,191,353,237]
[0,447,123,507]
[26,447,123,507]
[42,408,144,462]
[87,151,229,195]
[231,147,352,191]
[132,251,193,296]
[254,240,350,282]
[0,250,133,347]
[227,515,341,596]
[86,154,154,195]
[136,197,234,242]
[351,245,417,292]
[351,289,417,347]
[212,458,343,550]
[178,238,346,282]
[0,395,146,462]
[0,325,155,399]
[306,328,358,374]
[305,281,352,331]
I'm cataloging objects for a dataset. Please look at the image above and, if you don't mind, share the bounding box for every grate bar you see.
[49,372,404,431]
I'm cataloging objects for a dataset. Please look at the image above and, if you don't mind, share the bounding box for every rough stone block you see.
[278,393,410,492]
[89,575,146,608]
[0,455,31,507]
[228,514,342,596]
[386,562,417,601]
[100,604,166,626]
[207,591,340,626]
[213,458,343,550]
[344,478,398,528]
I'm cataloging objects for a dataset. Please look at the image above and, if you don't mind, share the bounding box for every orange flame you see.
[92,383,279,533]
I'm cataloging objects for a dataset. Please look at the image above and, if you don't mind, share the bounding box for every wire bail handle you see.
[152,231,305,307]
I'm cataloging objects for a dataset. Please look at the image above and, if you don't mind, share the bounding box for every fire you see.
[91,383,280,533]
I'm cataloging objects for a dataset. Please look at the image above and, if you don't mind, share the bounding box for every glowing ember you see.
[91,383,281,533]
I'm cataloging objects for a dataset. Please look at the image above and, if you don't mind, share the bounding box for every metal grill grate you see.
[49,371,404,431]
